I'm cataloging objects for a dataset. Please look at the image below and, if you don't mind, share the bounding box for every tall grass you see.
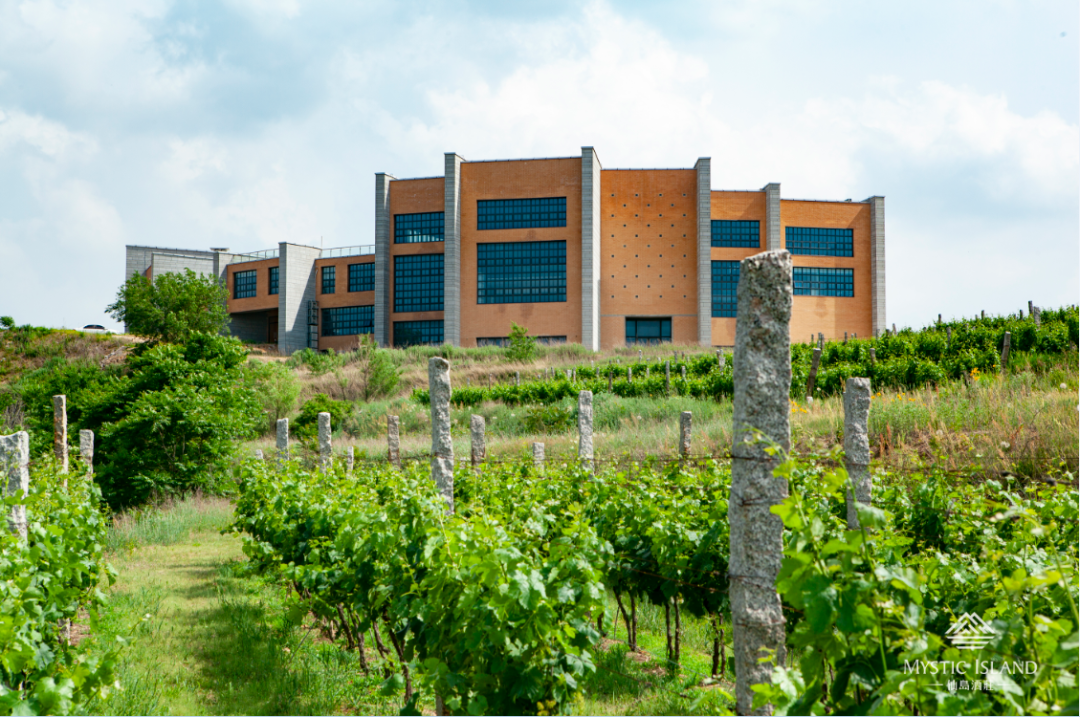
[105,494,234,553]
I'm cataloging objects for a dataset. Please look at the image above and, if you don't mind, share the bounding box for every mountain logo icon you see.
[945,613,996,650]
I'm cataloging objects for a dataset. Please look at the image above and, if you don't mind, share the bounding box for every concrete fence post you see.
[719,350,726,370]
[869,348,876,366]
[892,323,897,334]
[1034,306,1041,327]
[806,347,822,401]
[578,391,594,473]
[638,349,643,362]
[532,441,545,468]
[843,378,872,530]
[1001,331,1011,372]
[729,250,791,715]
[254,449,264,460]
[346,446,355,476]
[844,331,848,344]
[387,415,401,470]
[276,418,290,461]
[53,395,68,475]
[429,358,454,512]
[318,412,332,472]
[1028,300,1033,317]
[470,415,486,468]
[938,313,942,324]
[1,431,29,540]
[680,365,687,381]
[608,370,613,391]
[679,411,692,458]
[627,367,632,382]
[946,326,952,350]
[79,430,94,476]
[515,371,520,386]
[664,361,671,394]
[818,332,824,349]
[981,310,985,319]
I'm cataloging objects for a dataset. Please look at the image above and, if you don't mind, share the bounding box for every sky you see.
[0,0,1077,333]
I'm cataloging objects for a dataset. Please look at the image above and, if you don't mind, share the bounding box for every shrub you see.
[106,269,230,343]
[506,322,537,362]
[293,393,352,439]
[255,360,301,430]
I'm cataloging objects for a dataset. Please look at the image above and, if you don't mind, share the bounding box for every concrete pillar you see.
[680,365,687,381]
[1001,331,1011,371]
[278,242,321,355]
[276,418,290,461]
[806,347,821,401]
[867,196,886,338]
[318,412,332,472]
[729,249,792,715]
[515,371,520,386]
[1034,306,1042,327]
[53,395,68,475]
[843,378,872,530]
[444,153,464,347]
[1028,300,1033,318]
[946,327,952,350]
[718,350,726,370]
[638,349,643,362]
[869,348,876,366]
[254,449,264,460]
[470,415,486,468]
[578,391,594,473]
[664,361,671,394]
[79,430,94,475]
[429,357,454,511]
[532,442,545,467]
[581,147,602,351]
[608,371,613,391]
[695,157,712,346]
[388,415,401,470]
[627,367,632,382]
[374,172,395,347]
[346,446,355,476]
[1,431,29,539]
[679,411,692,457]
[763,182,781,251]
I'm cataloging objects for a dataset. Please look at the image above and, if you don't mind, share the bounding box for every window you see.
[793,267,854,297]
[348,263,374,292]
[394,320,444,347]
[268,266,279,295]
[711,220,760,248]
[477,197,566,230]
[476,335,567,347]
[321,266,336,294]
[626,318,671,345]
[477,241,566,304]
[395,212,444,243]
[394,254,444,312]
[711,261,740,317]
[322,305,374,336]
[234,270,257,299]
[786,227,853,257]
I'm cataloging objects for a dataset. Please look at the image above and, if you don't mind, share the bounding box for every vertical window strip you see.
[234,270,257,299]
[711,261,740,317]
[393,254,444,312]
[268,266,279,295]
[348,263,374,292]
[322,265,336,294]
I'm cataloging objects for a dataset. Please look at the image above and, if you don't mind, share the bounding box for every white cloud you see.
[161,136,230,182]
[0,106,97,159]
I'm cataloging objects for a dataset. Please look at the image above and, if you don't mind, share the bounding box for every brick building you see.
[125,147,885,353]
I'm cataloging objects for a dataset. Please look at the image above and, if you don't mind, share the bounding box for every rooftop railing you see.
[321,245,375,259]
[230,249,279,264]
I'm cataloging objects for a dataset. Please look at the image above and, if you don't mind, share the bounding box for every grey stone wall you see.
[278,242,321,355]
[443,153,464,346]
[151,252,215,278]
[764,182,781,250]
[374,173,395,346]
[581,147,602,351]
[867,196,886,336]
[695,157,712,346]
[230,310,270,344]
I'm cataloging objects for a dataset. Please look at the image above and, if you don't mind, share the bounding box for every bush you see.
[254,360,301,431]
[506,322,537,362]
[293,393,352,439]
[286,347,347,376]
[106,269,230,343]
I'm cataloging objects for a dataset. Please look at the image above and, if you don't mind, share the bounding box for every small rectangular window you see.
[395,212,445,243]
[268,266,279,295]
[234,270,257,299]
[477,197,566,230]
[477,241,567,304]
[476,335,566,347]
[711,220,760,248]
[321,266,336,294]
[625,318,671,345]
[394,320,444,347]
[711,261,740,317]
[394,254,444,312]
[348,263,374,292]
[793,267,854,297]
[786,227,853,257]
[321,305,374,336]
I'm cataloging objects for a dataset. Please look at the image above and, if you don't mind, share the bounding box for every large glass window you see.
[395,212,444,243]
[477,240,566,304]
[394,254,444,312]
[786,227,853,257]
[321,265,336,294]
[476,335,567,347]
[626,318,671,345]
[711,220,760,248]
[793,267,854,297]
[394,320,444,347]
[268,266,279,295]
[711,261,740,317]
[349,263,374,292]
[477,197,566,230]
[322,305,374,337]
[234,270,257,299]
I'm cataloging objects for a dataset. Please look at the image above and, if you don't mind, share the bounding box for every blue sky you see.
[1,0,1076,332]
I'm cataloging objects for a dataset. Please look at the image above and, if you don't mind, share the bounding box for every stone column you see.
[1,431,29,539]
[515,371,520,386]
[806,347,821,401]
[729,250,792,715]
[664,361,671,394]
[627,367,632,382]
[946,326,952,350]
[696,157,712,345]
[444,154,464,347]
[763,182,781,251]
[681,365,687,381]
[581,146,602,351]
[388,415,401,470]
[843,378,872,530]
[608,371,613,392]
[429,358,454,511]
[276,418,290,461]
[53,395,68,475]
[869,348,876,366]
[1001,331,1011,371]
[470,415,486,468]
[867,195,886,338]
[346,446,355,476]
[318,412,332,472]
[374,172,395,346]
[1034,306,1042,327]
[679,411,692,457]
[578,391,594,473]
[719,351,726,370]
[254,449,264,460]
[532,442,545,467]
[79,430,94,476]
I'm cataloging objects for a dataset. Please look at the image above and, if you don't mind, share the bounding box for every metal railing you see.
[321,245,375,259]
[230,249,279,263]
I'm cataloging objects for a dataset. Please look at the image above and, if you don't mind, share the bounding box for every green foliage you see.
[0,316,14,330]
[506,322,537,362]
[252,361,301,430]
[285,347,347,376]
[355,339,400,401]
[292,393,351,439]
[0,459,123,715]
[522,403,574,434]
[106,269,230,344]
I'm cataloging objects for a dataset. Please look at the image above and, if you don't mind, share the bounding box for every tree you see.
[506,322,537,362]
[106,269,230,343]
